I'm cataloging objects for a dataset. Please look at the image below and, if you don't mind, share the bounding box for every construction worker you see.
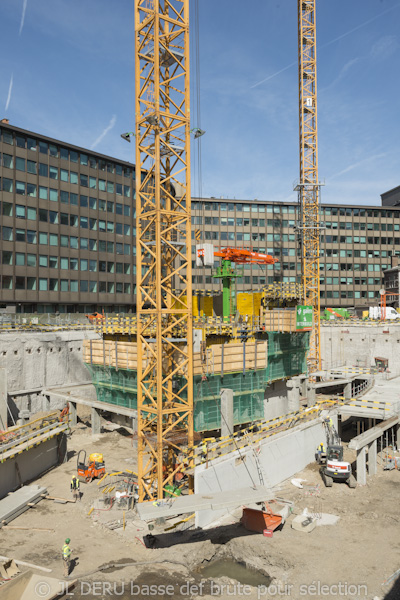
[317,442,326,463]
[70,475,80,501]
[62,538,72,577]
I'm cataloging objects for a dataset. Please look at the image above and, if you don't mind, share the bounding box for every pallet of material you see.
[261,310,297,332]
[193,341,267,375]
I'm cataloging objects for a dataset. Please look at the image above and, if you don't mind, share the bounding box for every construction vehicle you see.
[321,308,352,321]
[369,306,400,321]
[318,419,356,488]
[77,450,105,483]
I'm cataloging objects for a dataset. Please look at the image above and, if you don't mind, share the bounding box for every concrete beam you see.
[220,389,233,437]
[344,382,352,401]
[91,407,101,436]
[368,440,377,476]
[349,416,399,450]
[356,447,367,485]
[46,387,137,419]
[0,369,7,430]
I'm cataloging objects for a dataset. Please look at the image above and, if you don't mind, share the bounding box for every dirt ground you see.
[1,407,399,600]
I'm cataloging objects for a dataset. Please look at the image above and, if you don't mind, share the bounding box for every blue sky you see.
[1,0,399,206]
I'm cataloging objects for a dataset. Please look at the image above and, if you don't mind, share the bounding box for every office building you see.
[191,197,400,309]
[0,120,137,313]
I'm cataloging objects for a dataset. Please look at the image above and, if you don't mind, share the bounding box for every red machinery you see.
[214,247,277,265]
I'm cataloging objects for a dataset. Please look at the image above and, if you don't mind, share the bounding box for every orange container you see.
[241,507,282,534]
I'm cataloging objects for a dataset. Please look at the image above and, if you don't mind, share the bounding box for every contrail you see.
[19,0,28,36]
[90,115,117,149]
[251,2,400,89]
[328,153,387,181]
[5,74,13,111]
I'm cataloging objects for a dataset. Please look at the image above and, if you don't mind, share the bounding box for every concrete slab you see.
[0,485,47,526]
[349,416,399,450]
[291,515,316,533]
[136,485,271,520]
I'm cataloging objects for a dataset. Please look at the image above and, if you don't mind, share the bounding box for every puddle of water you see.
[198,558,272,588]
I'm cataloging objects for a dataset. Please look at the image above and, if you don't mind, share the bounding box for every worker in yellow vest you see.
[70,476,80,501]
[62,538,72,577]
[317,442,326,463]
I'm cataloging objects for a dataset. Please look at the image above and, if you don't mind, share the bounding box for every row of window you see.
[1,195,132,216]
[0,129,134,177]
[321,290,377,299]
[202,231,297,242]
[322,235,399,245]
[192,201,398,219]
[1,251,133,273]
[9,204,132,235]
[321,249,393,258]
[320,277,382,286]
[0,173,132,198]
[1,276,131,294]
[0,228,132,254]
[321,263,390,272]
[325,221,399,231]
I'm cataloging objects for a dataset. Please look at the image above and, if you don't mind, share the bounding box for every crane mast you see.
[134,0,193,501]
[297,0,321,373]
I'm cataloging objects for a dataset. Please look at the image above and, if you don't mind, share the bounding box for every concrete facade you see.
[194,418,325,528]
[0,330,98,422]
[320,324,400,376]
[0,433,67,499]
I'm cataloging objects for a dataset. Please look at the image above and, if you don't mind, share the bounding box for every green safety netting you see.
[85,332,309,432]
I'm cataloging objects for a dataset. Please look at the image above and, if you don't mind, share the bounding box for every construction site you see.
[0,1,399,600]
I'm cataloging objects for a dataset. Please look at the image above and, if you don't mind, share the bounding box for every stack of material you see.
[0,485,47,527]
[194,341,268,375]
[237,292,262,316]
[261,309,297,333]
[83,339,268,376]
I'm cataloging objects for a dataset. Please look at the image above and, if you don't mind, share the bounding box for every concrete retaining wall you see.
[194,417,327,528]
[321,325,400,376]
[0,330,99,421]
[0,433,67,499]
[263,379,289,420]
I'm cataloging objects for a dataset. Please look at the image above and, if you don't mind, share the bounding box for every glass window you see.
[39,255,48,267]
[26,159,37,174]
[80,280,88,292]
[27,254,36,267]
[107,182,114,194]
[49,256,58,268]
[70,193,78,206]
[124,283,131,294]
[49,279,58,291]
[39,278,48,291]
[2,154,13,168]
[99,179,106,191]
[116,183,122,196]
[116,203,123,215]
[70,215,78,227]
[123,205,130,217]
[80,153,88,166]
[16,181,26,195]
[27,183,37,197]
[60,257,69,269]
[16,205,26,219]
[80,174,88,187]
[49,166,58,179]
[15,253,25,266]
[60,235,68,247]
[70,172,78,184]
[27,137,36,150]
[16,276,25,290]
[70,151,78,163]
[49,189,58,202]
[70,258,78,270]
[80,217,88,229]
[70,237,78,249]
[39,187,48,200]
[3,130,13,145]
[89,177,97,189]
[80,259,88,271]
[89,197,97,209]
[70,280,78,292]
[60,279,69,291]
[80,195,88,208]
[16,229,26,242]
[2,275,12,289]
[89,281,97,292]
[49,144,58,157]
[3,202,13,216]
[124,224,130,236]
[60,190,69,204]
[15,157,25,171]
[80,237,88,250]
[27,230,37,244]
[39,232,48,245]
[107,222,114,233]
[49,211,58,224]
[49,234,58,246]
[107,201,114,213]
[60,147,69,160]
[39,141,48,154]
[60,169,69,182]
[27,277,37,291]
[2,178,13,192]
[89,239,97,251]
[2,251,13,265]
[89,218,97,230]
[116,223,123,235]
[89,156,97,169]
[123,185,130,198]
[89,260,97,272]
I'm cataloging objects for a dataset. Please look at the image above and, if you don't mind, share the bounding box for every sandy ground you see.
[1,408,399,600]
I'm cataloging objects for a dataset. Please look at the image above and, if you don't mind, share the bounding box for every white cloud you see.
[5,73,13,111]
[370,35,399,61]
[19,0,28,36]
[90,115,117,150]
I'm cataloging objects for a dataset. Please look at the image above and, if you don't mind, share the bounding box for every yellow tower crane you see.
[296,0,322,373]
[134,0,194,501]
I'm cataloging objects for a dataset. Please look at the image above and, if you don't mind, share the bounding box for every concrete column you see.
[306,386,316,407]
[91,407,101,436]
[69,401,77,427]
[131,413,137,433]
[356,447,367,485]
[287,379,300,412]
[220,389,234,438]
[344,382,352,401]
[396,424,400,452]
[42,395,51,412]
[368,440,377,476]
[0,369,7,430]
